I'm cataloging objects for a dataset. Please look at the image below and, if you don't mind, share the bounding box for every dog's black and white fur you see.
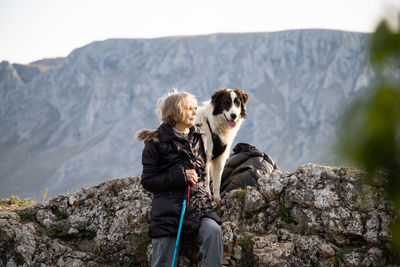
[196,88,249,202]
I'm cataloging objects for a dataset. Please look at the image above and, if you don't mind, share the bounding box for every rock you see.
[360,247,385,266]
[36,209,57,228]
[258,170,291,200]
[244,186,266,212]
[252,234,295,266]
[0,164,399,266]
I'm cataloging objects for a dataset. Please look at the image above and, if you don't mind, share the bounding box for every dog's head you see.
[211,88,249,128]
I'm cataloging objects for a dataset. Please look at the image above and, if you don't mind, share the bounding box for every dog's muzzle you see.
[225,114,237,128]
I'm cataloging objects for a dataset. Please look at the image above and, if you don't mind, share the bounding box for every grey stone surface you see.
[1,164,398,266]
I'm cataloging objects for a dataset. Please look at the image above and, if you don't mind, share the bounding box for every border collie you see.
[196,88,249,202]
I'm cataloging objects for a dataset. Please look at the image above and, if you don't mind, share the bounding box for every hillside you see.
[0,30,374,198]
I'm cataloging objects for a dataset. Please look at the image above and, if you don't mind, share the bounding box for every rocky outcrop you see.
[1,164,398,266]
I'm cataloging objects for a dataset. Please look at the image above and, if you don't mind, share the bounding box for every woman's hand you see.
[185,169,198,185]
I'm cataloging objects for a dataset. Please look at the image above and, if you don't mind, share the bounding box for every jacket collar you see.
[158,123,204,142]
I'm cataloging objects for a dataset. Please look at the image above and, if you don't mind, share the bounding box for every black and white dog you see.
[196,88,249,202]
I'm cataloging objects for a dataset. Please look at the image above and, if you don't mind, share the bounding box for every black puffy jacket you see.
[136,123,221,238]
[220,143,279,197]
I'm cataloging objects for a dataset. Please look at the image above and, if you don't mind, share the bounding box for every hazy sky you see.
[0,0,399,64]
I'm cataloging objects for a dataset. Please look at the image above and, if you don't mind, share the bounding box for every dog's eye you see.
[234,98,240,106]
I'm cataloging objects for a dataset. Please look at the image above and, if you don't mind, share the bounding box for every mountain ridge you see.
[0,29,374,198]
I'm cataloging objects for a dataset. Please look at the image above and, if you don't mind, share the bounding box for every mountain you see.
[0,30,374,198]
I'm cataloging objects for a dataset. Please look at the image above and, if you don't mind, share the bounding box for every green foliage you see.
[38,221,96,241]
[233,188,246,204]
[237,232,254,267]
[290,228,305,235]
[129,231,151,266]
[278,202,296,224]
[370,20,400,66]
[0,195,35,209]
[16,209,36,222]
[334,251,344,263]
[38,221,71,239]
[338,15,400,251]
[37,212,95,242]
[51,206,68,220]
[76,226,96,241]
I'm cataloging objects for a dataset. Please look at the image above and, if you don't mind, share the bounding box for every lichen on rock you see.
[0,164,399,266]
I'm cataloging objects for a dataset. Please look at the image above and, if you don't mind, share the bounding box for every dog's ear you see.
[234,88,249,118]
[235,88,249,104]
[211,88,228,116]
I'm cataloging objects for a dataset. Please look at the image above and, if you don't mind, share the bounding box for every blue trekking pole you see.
[171,184,190,267]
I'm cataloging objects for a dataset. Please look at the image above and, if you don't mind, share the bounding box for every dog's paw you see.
[213,195,222,206]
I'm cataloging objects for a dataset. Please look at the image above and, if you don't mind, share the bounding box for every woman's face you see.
[175,96,197,131]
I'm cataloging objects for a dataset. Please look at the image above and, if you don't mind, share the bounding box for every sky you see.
[0,0,399,64]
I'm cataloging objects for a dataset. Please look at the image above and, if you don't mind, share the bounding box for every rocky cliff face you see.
[0,30,374,199]
[1,164,398,266]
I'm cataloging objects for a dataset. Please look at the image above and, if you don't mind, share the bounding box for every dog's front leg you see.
[210,154,226,203]
[205,162,212,197]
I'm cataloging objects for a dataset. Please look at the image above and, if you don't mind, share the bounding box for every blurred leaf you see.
[370,20,400,65]
[338,14,400,252]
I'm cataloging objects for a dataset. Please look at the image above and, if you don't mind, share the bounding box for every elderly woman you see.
[136,91,222,267]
